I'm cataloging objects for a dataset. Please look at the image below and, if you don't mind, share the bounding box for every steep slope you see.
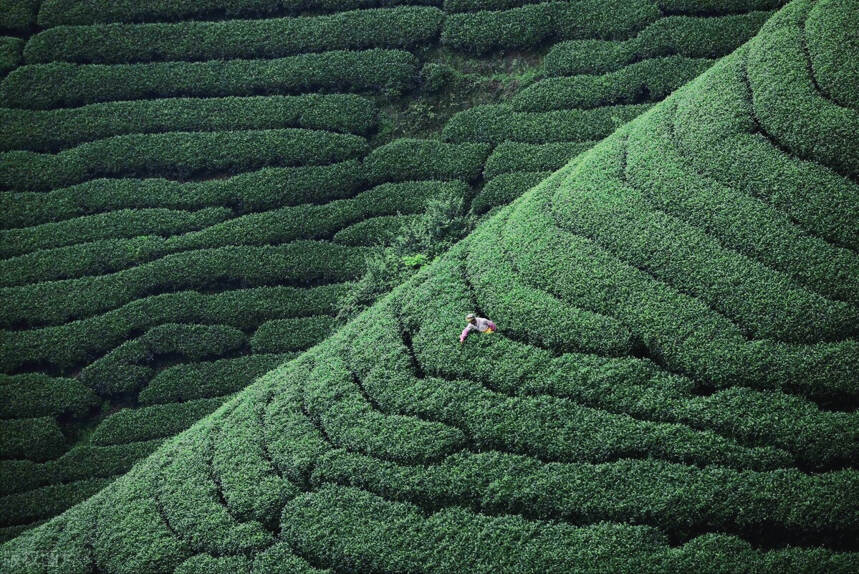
[2,0,856,570]
[0,0,783,538]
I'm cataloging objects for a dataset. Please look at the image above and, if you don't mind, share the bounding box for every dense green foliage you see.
[26,7,445,65]
[544,10,772,75]
[0,0,839,561]
[0,49,419,109]
[0,94,377,152]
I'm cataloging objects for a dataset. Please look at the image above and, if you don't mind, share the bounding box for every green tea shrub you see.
[363,139,490,183]
[0,374,98,418]
[483,141,593,178]
[25,7,444,64]
[514,56,712,111]
[0,284,344,371]
[37,0,442,26]
[0,129,367,191]
[0,94,377,152]
[139,355,290,405]
[90,396,229,445]
[544,11,771,75]
[1,49,419,109]
[442,103,650,143]
[1,161,365,229]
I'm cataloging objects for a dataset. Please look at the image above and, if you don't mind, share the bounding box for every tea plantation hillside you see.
[2,0,857,570]
[0,0,785,539]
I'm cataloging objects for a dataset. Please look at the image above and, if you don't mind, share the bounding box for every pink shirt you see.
[460,317,496,342]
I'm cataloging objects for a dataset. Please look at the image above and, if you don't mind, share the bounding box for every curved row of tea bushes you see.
[746,0,858,179]
[0,418,66,462]
[554,138,857,343]
[0,478,112,528]
[483,141,594,179]
[514,56,712,111]
[26,7,445,64]
[363,139,489,183]
[90,396,230,446]
[0,283,345,371]
[0,128,367,192]
[472,171,549,214]
[251,317,337,354]
[0,374,98,419]
[1,161,365,229]
[0,37,22,76]
[0,0,39,32]
[628,102,859,307]
[312,450,857,545]
[166,180,468,252]
[441,0,661,54]
[671,51,858,252]
[37,0,443,27]
[80,324,249,395]
[442,103,650,144]
[0,208,230,258]
[544,11,771,75]
[0,180,460,285]
[414,243,858,469]
[445,0,784,12]
[0,439,164,496]
[139,354,291,405]
[0,94,377,152]
[283,485,858,572]
[345,306,790,470]
[333,214,420,246]
[0,49,419,109]
[804,0,858,108]
[504,174,858,403]
[0,237,171,287]
[0,242,368,328]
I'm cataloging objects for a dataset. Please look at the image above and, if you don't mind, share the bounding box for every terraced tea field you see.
[2,0,856,569]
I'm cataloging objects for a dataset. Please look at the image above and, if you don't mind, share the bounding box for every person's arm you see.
[459,325,472,343]
[486,320,496,332]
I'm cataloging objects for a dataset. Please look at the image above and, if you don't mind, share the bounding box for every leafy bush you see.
[483,141,593,179]
[333,214,420,246]
[0,417,65,462]
[544,10,772,75]
[0,94,377,152]
[90,396,230,445]
[0,478,112,528]
[1,283,344,371]
[252,317,337,353]
[472,171,549,214]
[804,0,858,108]
[0,374,98,419]
[442,103,651,143]
[337,192,473,322]
[672,50,858,251]
[37,0,443,26]
[0,129,367,192]
[0,208,229,258]
[1,161,365,229]
[362,139,490,183]
[163,180,461,252]
[1,49,419,109]
[26,7,444,64]
[0,37,22,75]
[746,0,858,178]
[0,0,39,31]
[139,354,290,405]
[514,55,712,111]
[441,0,661,54]
[0,439,164,495]
[80,323,248,395]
